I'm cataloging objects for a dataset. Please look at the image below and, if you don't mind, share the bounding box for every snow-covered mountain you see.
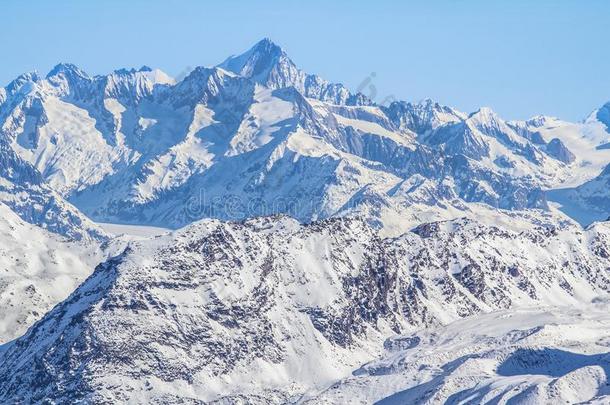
[1,215,610,403]
[2,39,607,233]
[219,38,368,106]
[3,38,610,404]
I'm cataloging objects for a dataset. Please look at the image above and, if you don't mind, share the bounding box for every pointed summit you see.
[219,38,290,84]
[218,38,364,105]
[466,107,511,134]
[5,71,41,96]
[250,37,284,55]
[46,63,89,80]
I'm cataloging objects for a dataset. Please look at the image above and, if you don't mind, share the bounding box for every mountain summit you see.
[219,38,286,82]
[220,38,368,105]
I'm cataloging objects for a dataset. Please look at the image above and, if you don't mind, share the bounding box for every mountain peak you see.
[111,66,157,76]
[218,39,362,105]
[469,106,498,118]
[181,66,220,82]
[467,107,504,127]
[219,38,289,81]
[5,71,41,95]
[46,63,89,80]
[385,99,466,134]
[418,98,439,107]
[524,115,557,128]
[251,37,284,55]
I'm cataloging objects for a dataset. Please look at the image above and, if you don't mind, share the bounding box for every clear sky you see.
[2,0,609,121]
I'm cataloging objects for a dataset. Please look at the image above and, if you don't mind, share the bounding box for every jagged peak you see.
[250,37,285,56]
[167,65,253,108]
[12,71,41,83]
[385,98,466,134]
[174,66,225,92]
[219,38,292,80]
[104,66,175,91]
[466,107,513,132]
[112,67,139,75]
[5,71,41,95]
[417,98,441,108]
[181,66,224,83]
[522,115,559,128]
[0,72,41,102]
[389,98,462,115]
[46,63,89,80]
[170,66,229,97]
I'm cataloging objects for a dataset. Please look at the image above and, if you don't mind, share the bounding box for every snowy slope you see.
[511,114,610,187]
[307,303,610,404]
[548,164,610,226]
[0,203,107,343]
[0,136,105,241]
[1,215,610,402]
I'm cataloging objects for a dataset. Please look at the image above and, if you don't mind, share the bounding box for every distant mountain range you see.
[1,38,609,235]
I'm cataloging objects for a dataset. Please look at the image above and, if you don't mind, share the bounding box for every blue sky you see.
[2,0,609,121]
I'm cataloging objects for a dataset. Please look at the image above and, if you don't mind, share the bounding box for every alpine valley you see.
[2,39,610,404]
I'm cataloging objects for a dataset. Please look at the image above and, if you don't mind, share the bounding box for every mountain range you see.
[2,39,610,403]
[2,38,609,235]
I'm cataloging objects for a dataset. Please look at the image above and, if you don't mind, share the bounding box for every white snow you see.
[308,303,610,404]
[0,203,105,342]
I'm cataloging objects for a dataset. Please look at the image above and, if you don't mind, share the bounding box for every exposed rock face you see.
[1,215,609,403]
[597,101,610,131]
[546,137,576,163]
[384,98,465,134]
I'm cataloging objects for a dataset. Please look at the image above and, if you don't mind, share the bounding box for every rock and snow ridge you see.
[2,215,610,402]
